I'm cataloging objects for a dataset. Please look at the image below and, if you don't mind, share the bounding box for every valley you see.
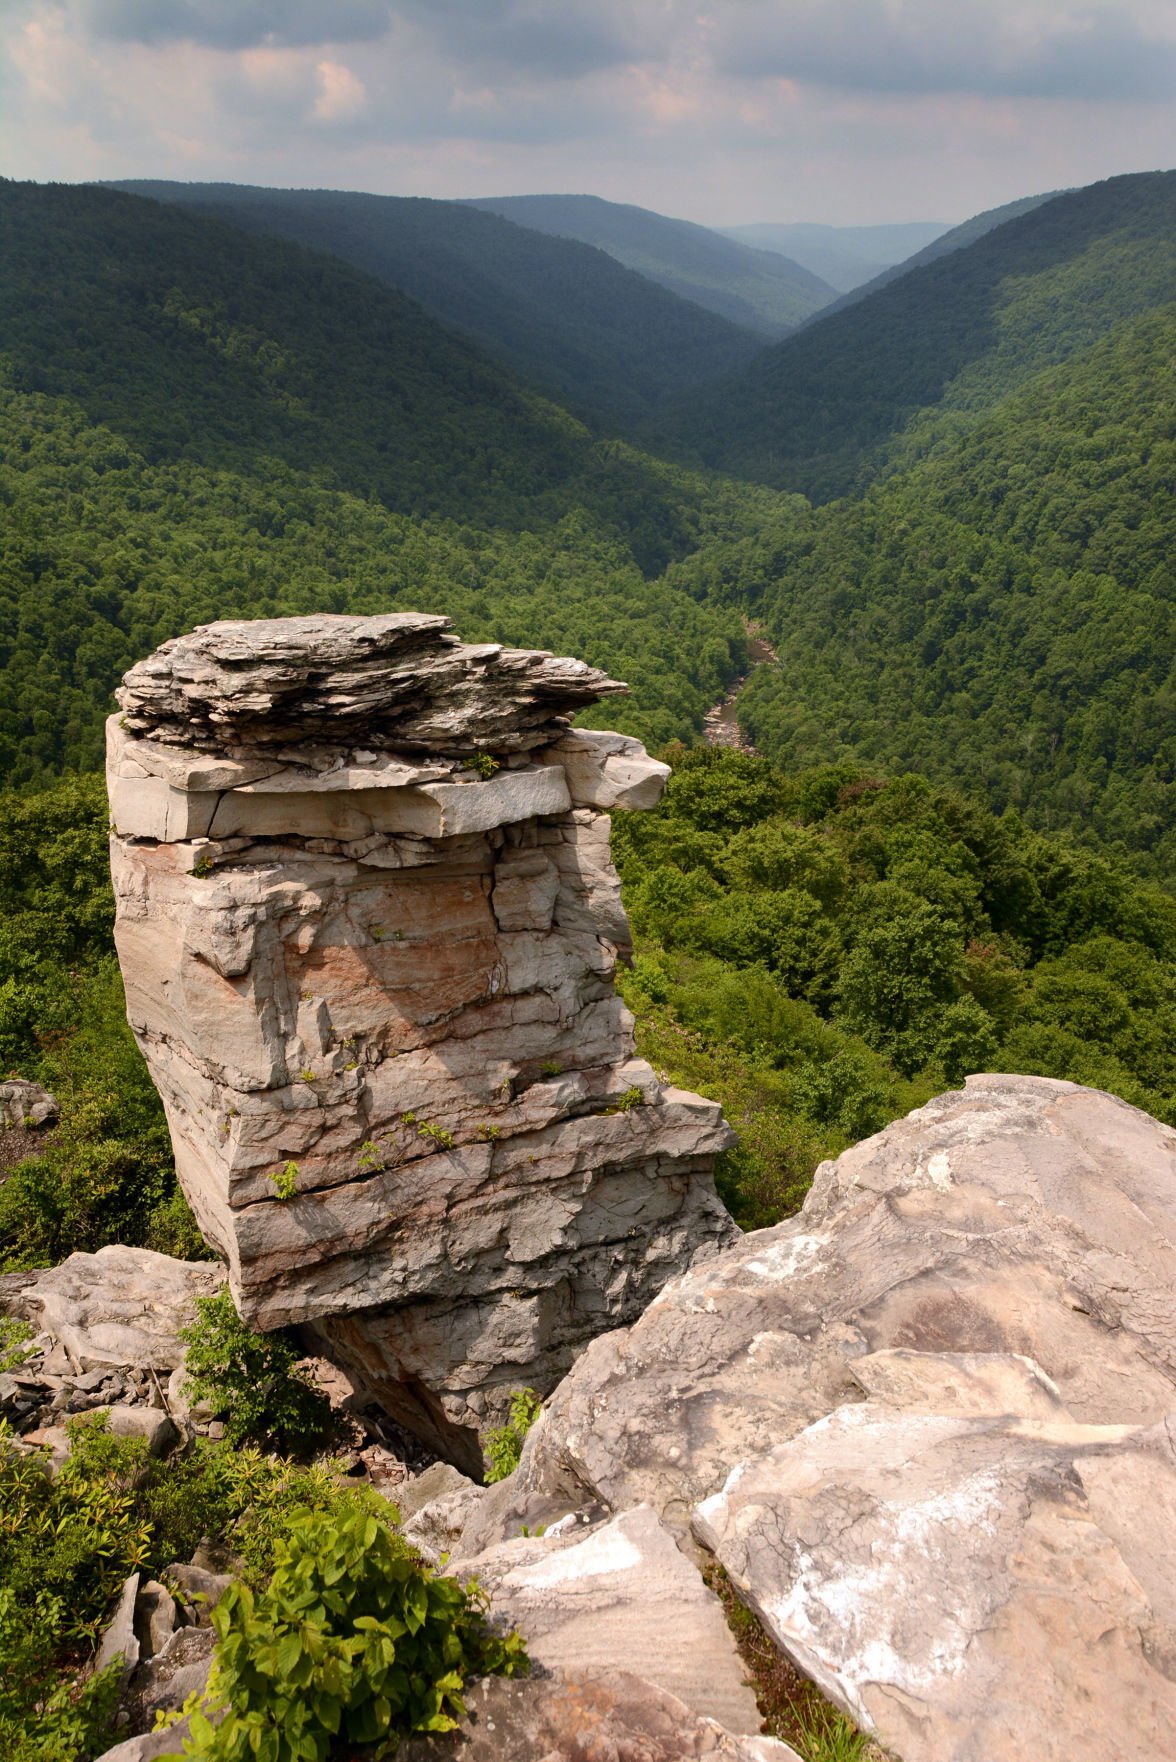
[2,159,1176,1762]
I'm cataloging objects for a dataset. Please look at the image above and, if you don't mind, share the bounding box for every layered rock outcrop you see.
[107,614,734,1469]
[457,1075,1176,1762]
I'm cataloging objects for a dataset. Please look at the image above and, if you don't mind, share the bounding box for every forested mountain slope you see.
[675,305,1176,874]
[0,181,756,782]
[681,171,1176,498]
[719,220,949,293]
[466,193,836,332]
[812,192,1060,314]
[108,181,762,441]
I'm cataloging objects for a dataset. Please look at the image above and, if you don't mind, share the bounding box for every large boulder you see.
[108,615,735,1469]
[470,1075,1176,1761]
[0,1246,223,1376]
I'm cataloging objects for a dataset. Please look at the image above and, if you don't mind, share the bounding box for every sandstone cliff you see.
[107,614,735,1470]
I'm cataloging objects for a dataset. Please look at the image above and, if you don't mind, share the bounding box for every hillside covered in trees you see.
[467,192,836,332]
[681,171,1176,498]
[673,299,1176,875]
[5,164,1176,1220]
[109,181,763,442]
[0,179,759,783]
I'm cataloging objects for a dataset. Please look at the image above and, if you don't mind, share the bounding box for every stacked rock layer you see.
[108,614,735,1469]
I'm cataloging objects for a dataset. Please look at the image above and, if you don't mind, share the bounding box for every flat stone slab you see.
[459,1505,764,1736]
[399,1669,800,1762]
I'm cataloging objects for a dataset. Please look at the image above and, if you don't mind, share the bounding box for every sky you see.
[2,1,1174,227]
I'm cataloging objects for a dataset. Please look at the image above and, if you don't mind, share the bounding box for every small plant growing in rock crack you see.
[416,1119,454,1151]
[463,752,500,780]
[357,1139,386,1173]
[539,1060,563,1079]
[297,1068,316,1083]
[476,1123,501,1141]
[483,1388,543,1484]
[192,851,216,878]
[370,924,403,943]
[606,1085,644,1115]
[269,1161,299,1200]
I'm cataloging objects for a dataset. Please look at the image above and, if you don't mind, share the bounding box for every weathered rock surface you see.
[468,1075,1176,1762]
[0,1247,223,1375]
[454,1504,763,1735]
[108,616,734,1469]
[115,612,625,752]
[0,1079,58,1130]
[398,1670,801,1762]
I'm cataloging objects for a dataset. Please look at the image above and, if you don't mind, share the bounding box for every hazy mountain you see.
[813,191,1065,317]
[719,221,950,293]
[677,172,1176,499]
[465,193,837,333]
[107,181,763,443]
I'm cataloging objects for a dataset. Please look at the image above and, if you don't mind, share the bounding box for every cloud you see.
[87,0,393,51]
[711,1,1176,103]
[389,1,652,81]
[313,60,367,123]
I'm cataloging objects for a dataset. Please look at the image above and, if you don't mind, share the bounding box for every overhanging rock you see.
[108,614,735,1471]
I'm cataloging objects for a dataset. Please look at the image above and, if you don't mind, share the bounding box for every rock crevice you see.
[108,614,735,1470]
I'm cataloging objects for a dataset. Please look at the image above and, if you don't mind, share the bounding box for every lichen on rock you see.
[107,614,735,1471]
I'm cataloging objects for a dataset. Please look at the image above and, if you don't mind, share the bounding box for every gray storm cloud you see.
[87,0,395,50]
[711,1,1176,102]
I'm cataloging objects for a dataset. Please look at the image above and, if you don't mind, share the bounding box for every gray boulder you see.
[472,1076,1176,1762]
[0,1080,58,1130]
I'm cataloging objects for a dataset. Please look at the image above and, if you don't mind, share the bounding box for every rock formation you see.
[455,1075,1176,1762]
[107,614,734,1470]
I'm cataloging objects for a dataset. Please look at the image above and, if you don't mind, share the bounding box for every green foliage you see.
[269,1163,299,1201]
[483,1389,543,1484]
[683,170,1176,498]
[179,1290,332,1455]
[0,1320,33,1374]
[0,182,758,788]
[616,747,1176,1225]
[463,753,500,780]
[468,192,833,331]
[414,1120,454,1151]
[172,1504,526,1762]
[112,180,765,444]
[0,777,204,1270]
[608,1085,645,1115]
[678,297,1176,877]
[0,1625,123,1762]
[0,1414,433,1761]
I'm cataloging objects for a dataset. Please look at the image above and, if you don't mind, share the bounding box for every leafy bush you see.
[179,1290,333,1456]
[0,1414,157,1760]
[172,1505,526,1762]
[483,1388,543,1484]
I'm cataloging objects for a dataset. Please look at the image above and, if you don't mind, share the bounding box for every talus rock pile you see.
[108,614,734,1470]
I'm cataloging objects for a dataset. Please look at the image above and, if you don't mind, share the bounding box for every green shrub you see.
[483,1388,543,1484]
[179,1289,332,1455]
[172,1505,526,1762]
[0,1319,33,1374]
